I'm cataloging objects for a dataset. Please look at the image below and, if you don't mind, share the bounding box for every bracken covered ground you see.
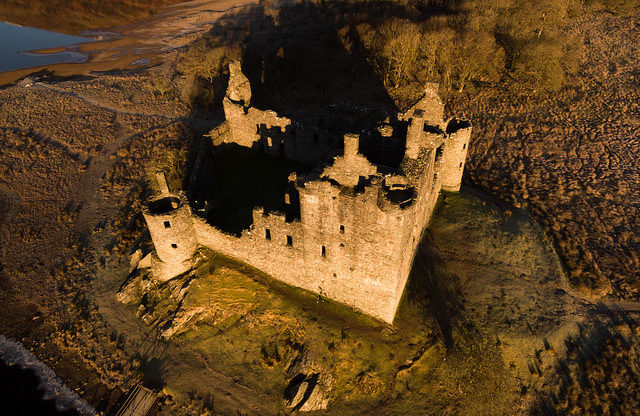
[453,15,640,299]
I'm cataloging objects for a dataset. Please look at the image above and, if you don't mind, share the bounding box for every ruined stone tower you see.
[440,118,471,191]
[400,83,471,191]
[142,172,197,281]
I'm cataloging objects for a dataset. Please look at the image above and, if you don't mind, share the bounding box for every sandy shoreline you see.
[0,0,257,86]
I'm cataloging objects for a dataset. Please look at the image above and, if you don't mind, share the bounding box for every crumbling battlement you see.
[222,61,343,165]
[142,62,471,323]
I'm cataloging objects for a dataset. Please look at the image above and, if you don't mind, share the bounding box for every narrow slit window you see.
[256,124,260,134]
[286,235,293,246]
[463,143,466,149]
[321,245,326,257]
[435,145,444,163]
[459,162,463,168]
[265,229,271,240]
[339,225,345,234]
[164,221,171,228]
[171,243,177,249]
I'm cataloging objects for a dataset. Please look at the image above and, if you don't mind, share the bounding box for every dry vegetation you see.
[0,75,205,414]
[455,14,640,297]
[0,88,116,156]
[0,0,182,35]
[530,314,640,415]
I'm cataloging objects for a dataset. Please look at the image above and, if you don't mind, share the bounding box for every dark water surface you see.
[0,21,92,72]
[0,359,80,415]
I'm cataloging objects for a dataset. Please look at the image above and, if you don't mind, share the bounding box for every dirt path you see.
[32,83,220,126]
[74,112,136,236]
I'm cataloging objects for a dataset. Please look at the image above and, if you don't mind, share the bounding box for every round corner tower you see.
[440,118,472,192]
[142,192,198,272]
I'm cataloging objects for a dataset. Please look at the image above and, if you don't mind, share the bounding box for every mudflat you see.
[0,0,256,86]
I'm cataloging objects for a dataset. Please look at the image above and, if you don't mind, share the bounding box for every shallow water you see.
[0,360,80,415]
[0,336,96,416]
[0,21,92,72]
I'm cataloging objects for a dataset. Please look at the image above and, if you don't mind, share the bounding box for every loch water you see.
[0,21,92,72]
[0,359,80,415]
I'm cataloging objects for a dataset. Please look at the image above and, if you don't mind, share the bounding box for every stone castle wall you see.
[440,120,472,192]
[143,193,197,265]
[143,62,472,323]
[193,177,410,322]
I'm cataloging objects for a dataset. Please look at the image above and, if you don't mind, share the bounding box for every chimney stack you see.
[156,171,170,195]
[343,133,360,160]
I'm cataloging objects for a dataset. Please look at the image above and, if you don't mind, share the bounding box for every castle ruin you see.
[142,61,471,323]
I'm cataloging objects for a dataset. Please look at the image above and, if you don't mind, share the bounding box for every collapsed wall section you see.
[221,61,340,165]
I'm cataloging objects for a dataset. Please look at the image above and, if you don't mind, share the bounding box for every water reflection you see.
[0,21,92,72]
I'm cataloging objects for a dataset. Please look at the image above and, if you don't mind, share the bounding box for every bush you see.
[177,42,240,107]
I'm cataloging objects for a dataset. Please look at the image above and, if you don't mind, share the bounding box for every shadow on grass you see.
[406,230,466,349]
[529,305,640,416]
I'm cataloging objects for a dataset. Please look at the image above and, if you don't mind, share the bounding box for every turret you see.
[440,118,472,192]
[142,172,197,280]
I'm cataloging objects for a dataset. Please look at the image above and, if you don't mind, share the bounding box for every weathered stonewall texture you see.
[142,177,197,281]
[143,61,471,323]
[220,61,342,165]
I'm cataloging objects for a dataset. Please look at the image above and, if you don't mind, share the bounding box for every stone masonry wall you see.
[297,180,407,322]
[145,65,473,323]
[143,193,197,265]
[440,121,472,192]
[194,179,409,322]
